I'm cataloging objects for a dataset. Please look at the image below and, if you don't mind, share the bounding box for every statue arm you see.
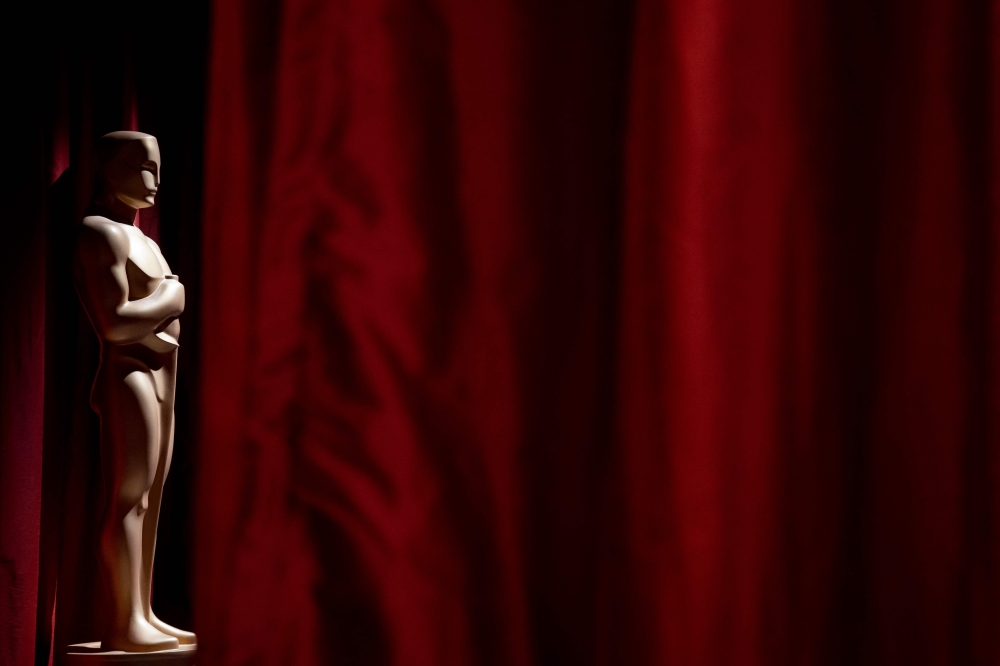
[75,221,185,346]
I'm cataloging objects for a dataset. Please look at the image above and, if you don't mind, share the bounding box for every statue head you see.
[94,131,160,210]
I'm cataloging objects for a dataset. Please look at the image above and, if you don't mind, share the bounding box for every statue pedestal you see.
[64,643,196,665]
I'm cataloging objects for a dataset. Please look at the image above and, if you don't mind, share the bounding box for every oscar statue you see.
[67,131,196,664]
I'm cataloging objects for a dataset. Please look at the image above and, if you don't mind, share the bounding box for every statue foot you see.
[149,613,197,645]
[103,615,180,652]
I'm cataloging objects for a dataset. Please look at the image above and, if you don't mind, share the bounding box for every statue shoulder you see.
[78,216,131,264]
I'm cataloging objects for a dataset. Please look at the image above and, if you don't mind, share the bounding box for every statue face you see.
[104,138,161,209]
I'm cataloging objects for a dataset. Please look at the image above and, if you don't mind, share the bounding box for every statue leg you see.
[140,356,197,644]
[96,365,180,652]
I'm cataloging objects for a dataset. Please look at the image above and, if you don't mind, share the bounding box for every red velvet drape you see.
[197,0,1000,665]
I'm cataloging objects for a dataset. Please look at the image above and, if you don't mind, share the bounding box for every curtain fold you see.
[198,0,1000,665]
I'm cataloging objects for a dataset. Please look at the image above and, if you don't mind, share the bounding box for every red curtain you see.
[197,0,1000,665]
[0,77,48,666]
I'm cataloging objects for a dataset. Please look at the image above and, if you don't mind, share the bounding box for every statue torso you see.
[75,217,181,404]
[119,224,182,352]
[75,216,182,353]
[123,227,169,299]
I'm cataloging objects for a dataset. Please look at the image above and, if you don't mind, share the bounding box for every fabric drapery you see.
[2,0,999,664]
[197,0,1000,664]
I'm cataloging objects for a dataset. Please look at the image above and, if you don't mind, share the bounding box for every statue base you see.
[64,643,196,665]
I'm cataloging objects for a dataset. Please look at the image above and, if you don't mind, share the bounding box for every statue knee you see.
[110,475,152,517]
